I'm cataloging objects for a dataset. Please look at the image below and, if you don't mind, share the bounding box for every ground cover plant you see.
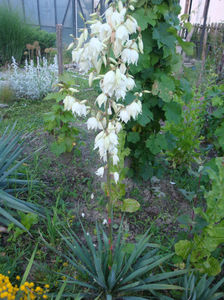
[0,0,224,299]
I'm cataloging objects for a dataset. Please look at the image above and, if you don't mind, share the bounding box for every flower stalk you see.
[62,0,144,266]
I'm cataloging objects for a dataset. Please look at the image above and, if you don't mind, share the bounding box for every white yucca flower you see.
[125,17,138,34]
[99,23,112,41]
[113,172,119,184]
[96,93,107,107]
[90,21,102,35]
[71,102,87,117]
[87,117,103,130]
[63,95,76,111]
[121,48,139,65]
[89,38,102,56]
[111,11,124,29]
[127,100,142,119]
[126,76,135,90]
[95,167,104,177]
[116,25,129,41]
[119,109,130,123]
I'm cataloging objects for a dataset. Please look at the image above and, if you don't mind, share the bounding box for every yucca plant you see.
[180,271,224,300]
[44,222,186,299]
[0,123,42,229]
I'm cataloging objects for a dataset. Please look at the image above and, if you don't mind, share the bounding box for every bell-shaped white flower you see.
[111,11,124,29]
[99,23,112,41]
[125,17,138,34]
[116,25,129,42]
[113,154,119,165]
[101,70,116,97]
[96,93,107,107]
[113,172,119,184]
[95,167,104,177]
[121,48,139,65]
[90,21,102,35]
[119,108,130,123]
[126,76,135,90]
[63,95,76,111]
[89,38,102,56]
[127,100,142,120]
[72,101,87,117]
[87,117,102,130]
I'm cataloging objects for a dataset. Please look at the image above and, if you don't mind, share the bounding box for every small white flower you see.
[96,93,107,108]
[90,21,102,35]
[99,23,112,41]
[170,181,176,185]
[102,219,108,225]
[113,154,119,165]
[81,213,85,218]
[72,102,87,117]
[63,95,76,111]
[127,100,142,119]
[111,11,124,29]
[126,77,135,90]
[116,25,129,41]
[89,38,102,55]
[87,232,90,236]
[114,172,119,184]
[119,109,130,123]
[121,48,139,65]
[87,117,102,130]
[95,167,104,177]
[125,18,138,34]
[101,70,116,97]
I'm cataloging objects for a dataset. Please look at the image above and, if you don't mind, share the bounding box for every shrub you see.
[175,157,224,276]
[163,93,205,167]
[28,27,56,56]
[0,5,31,65]
[125,0,194,180]
[9,56,58,100]
[44,90,79,156]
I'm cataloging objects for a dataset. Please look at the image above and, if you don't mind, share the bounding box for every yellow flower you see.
[44,284,50,289]
[16,276,20,280]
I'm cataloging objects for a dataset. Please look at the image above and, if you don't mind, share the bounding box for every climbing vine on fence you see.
[126,0,194,180]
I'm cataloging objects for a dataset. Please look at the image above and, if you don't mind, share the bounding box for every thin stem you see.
[105,98,113,266]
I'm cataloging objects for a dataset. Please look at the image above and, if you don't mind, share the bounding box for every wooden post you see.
[199,0,210,59]
[56,24,63,76]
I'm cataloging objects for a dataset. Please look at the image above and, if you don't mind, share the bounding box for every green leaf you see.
[127,132,140,143]
[152,23,176,49]
[164,102,182,123]
[121,198,140,213]
[175,240,192,259]
[152,75,175,102]
[132,8,152,31]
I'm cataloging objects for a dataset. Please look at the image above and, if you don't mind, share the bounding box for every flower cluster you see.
[0,274,49,300]
[9,56,58,100]
[64,0,143,184]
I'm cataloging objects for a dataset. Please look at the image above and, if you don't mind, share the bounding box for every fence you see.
[0,0,106,44]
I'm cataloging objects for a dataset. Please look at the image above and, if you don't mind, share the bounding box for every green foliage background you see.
[126,0,193,180]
